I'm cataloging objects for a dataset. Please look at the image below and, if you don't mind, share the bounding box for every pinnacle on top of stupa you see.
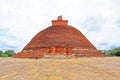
[52,15,68,26]
[57,15,63,20]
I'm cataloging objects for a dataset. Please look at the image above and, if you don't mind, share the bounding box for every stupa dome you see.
[14,16,104,58]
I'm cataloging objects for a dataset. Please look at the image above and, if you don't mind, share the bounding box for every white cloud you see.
[0,0,120,52]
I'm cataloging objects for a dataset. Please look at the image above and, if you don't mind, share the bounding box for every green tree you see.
[4,50,15,57]
[105,50,112,56]
[1,53,9,57]
[115,51,120,56]
[0,50,3,57]
[99,47,120,57]
[110,47,120,56]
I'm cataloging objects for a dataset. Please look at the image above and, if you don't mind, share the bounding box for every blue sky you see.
[0,0,120,52]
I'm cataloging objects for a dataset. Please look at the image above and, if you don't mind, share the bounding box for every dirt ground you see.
[0,57,120,80]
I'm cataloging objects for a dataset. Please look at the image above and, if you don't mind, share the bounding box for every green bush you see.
[99,47,120,57]
[0,50,15,57]
[4,50,15,57]
[1,53,9,57]
[110,47,120,56]
[115,51,120,56]
[0,50,3,57]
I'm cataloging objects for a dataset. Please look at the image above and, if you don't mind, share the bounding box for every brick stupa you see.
[14,16,104,58]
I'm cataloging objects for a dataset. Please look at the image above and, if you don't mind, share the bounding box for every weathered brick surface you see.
[14,16,104,58]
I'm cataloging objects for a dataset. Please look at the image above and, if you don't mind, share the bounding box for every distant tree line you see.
[0,50,15,57]
[99,47,120,56]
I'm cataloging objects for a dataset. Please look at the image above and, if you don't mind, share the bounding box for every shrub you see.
[0,50,3,57]
[4,50,15,57]
[1,53,9,57]
[115,51,120,56]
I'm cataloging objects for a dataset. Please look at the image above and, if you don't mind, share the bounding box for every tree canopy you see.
[0,50,15,57]
[4,50,15,57]
[100,47,120,56]
[1,53,9,57]
[0,50,3,57]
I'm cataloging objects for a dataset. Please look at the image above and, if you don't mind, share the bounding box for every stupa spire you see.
[52,16,68,26]
[57,15,63,20]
